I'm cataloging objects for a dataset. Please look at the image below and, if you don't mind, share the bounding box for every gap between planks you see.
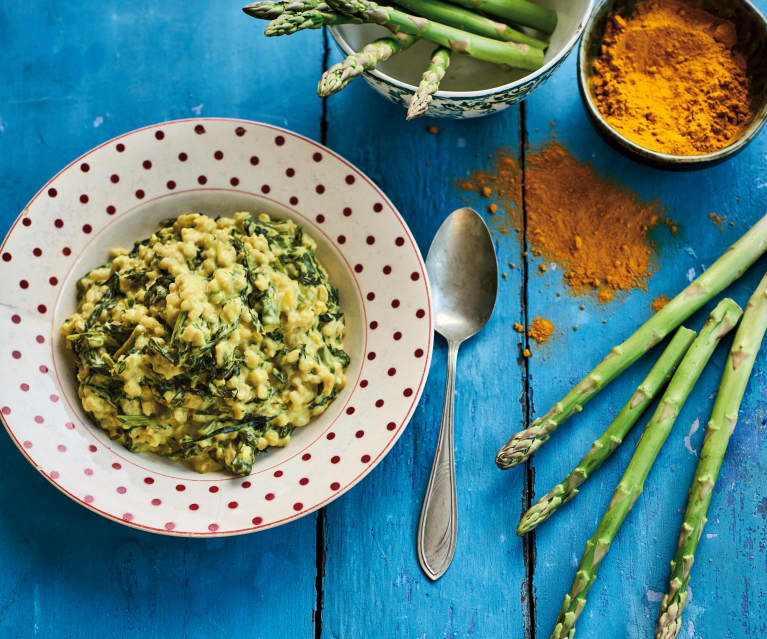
[519,100,537,639]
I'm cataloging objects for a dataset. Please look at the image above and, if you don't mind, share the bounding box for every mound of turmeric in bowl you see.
[591,0,752,155]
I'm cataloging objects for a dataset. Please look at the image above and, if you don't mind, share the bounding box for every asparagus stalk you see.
[517,327,696,536]
[318,32,417,97]
[655,275,767,639]
[394,0,548,49]
[327,0,545,69]
[265,6,362,35]
[496,212,767,470]
[551,299,742,639]
[406,46,451,119]
[243,0,323,19]
[442,0,556,34]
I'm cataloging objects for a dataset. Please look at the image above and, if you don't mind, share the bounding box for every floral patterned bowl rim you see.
[0,118,434,537]
[329,1,595,99]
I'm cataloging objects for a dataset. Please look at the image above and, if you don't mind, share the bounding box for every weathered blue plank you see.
[320,71,530,636]
[3,0,767,637]
[524,45,767,638]
[0,2,322,638]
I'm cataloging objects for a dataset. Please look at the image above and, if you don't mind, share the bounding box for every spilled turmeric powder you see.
[528,317,555,345]
[459,141,670,301]
[652,295,670,312]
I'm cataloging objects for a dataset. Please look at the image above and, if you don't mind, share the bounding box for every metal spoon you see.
[417,207,498,581]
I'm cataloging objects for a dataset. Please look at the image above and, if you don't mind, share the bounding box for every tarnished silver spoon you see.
[417,207,498,581]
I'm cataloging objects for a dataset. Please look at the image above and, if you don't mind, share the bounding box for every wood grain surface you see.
[0,1,765,637]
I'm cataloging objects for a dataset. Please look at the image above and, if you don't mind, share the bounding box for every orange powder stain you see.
[459,141,670,302]
[652,295,670,312]
[528,317,556,345]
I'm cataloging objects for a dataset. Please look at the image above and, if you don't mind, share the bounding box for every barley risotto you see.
[61,212,350,475]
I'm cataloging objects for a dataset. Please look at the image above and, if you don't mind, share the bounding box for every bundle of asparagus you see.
[552,300,742,639]
[655,273,767,639]
[243,0,554,118]
[498,212,767,637]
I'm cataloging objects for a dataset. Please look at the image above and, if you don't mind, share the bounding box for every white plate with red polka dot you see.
[0,118,433,536]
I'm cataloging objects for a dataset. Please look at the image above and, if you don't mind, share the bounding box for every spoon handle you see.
[417,339,460,581]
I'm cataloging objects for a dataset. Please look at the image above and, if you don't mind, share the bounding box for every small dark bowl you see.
[578,0,767,169]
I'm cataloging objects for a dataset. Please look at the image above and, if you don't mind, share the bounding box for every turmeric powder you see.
[592,0,752,156]
[459,141,668,300]
[652,295,670,312]
[528,317,555,345]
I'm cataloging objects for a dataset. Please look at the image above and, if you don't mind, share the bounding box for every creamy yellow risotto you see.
[61,212,349,475]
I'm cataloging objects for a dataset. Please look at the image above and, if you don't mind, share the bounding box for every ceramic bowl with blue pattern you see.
[330,0,595,119]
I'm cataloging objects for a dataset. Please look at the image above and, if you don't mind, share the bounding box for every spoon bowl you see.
[417,207,497,581]
[427,207,499,341]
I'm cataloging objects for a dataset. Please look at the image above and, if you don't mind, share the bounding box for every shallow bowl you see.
[0,118,433,536]
[578,0,767,169]
[330,0,595,119]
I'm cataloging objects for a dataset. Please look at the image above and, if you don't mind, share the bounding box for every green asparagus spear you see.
[442,0,556,34]
[243,0,323,19]
[394,0,548,48]
[517,327,696,536]
[496,212,767,470]
[655,275,767,639]
[406,46,451,119]
[265,6,362,35]
[317,32,417,97]
[327,0,544,69]
[550,299,742,639]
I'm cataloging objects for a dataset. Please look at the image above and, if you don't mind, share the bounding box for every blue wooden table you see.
[2,2,766,637]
